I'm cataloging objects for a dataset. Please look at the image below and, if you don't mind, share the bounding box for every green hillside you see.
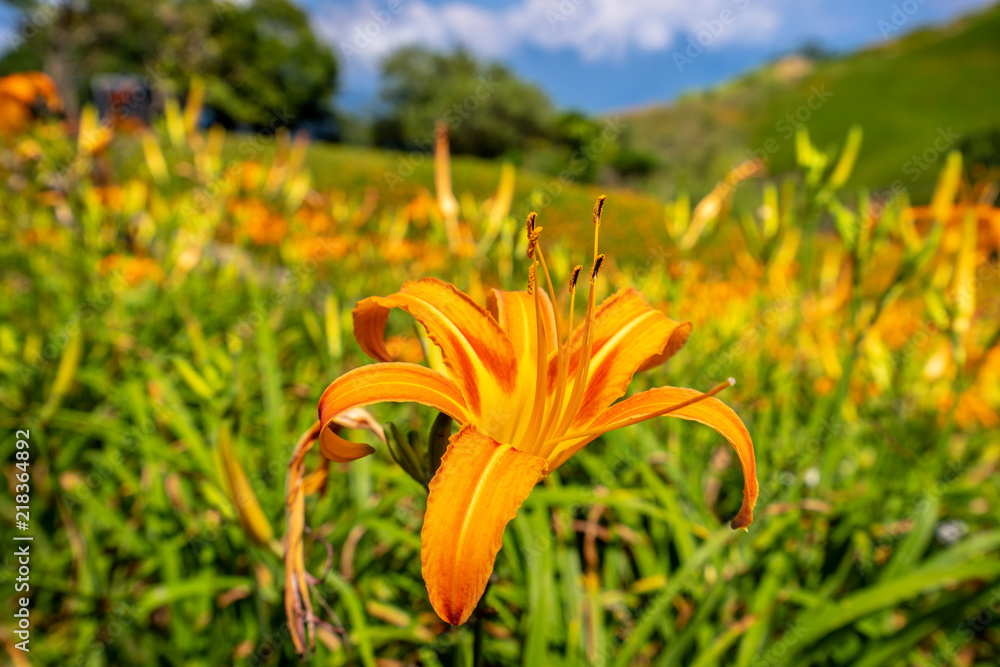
[622,2,1000,200]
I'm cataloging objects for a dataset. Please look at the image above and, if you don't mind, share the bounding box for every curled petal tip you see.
[730,501,754,531]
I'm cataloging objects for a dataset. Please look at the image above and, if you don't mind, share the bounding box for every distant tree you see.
[612,148,658,179]
[543,110,610,182]
[793,39,836,61]
[201,0,338,130]
[376,46,553,158]
[0,0,338,131]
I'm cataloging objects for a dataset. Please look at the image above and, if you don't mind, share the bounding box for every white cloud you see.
[317,0,783,69]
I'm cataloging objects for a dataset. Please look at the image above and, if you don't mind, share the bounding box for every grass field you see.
[1,102,1000,667]
[230,139,670,265]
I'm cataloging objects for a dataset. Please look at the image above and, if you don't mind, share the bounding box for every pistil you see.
[542,264,583,445]
[543,378,736,450]
[533,244,564,447]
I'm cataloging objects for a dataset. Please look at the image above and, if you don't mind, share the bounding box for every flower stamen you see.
[534,243,565,449]
[590,254,606,284]
[551,196,606,443]
[568,265,582,295]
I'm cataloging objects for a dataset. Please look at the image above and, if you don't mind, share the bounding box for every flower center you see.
[519,197,734,463]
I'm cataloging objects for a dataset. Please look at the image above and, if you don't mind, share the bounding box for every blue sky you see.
[310,0,995,113]
[0,0,992,113]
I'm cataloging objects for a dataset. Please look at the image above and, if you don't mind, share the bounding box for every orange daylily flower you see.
[317,198,759,626]
[97,254,165,285]
[0,72,63,136]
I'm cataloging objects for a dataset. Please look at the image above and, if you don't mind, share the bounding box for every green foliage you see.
[375,46,553,158]
[0,0,338,130]
[201,0,338,130]
[611,148,659,179]
[1,113,999,665]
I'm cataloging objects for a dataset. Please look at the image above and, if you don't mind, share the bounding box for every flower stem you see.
[473,610,485,667]
[472,578,492,667]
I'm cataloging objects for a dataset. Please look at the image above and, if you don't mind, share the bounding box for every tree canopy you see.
[0,0,338,130]
[374,46,553,158]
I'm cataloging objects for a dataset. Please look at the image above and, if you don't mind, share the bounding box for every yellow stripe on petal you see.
[317,363,469,463]
[352,277,517,420]
[421,425,547,625]
[553,386,758,530]
[486,289,557,444]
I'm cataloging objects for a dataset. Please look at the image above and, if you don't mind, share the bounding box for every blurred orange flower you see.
[230,198,288,246]
[0,72,62,135]
[97,254,165,285]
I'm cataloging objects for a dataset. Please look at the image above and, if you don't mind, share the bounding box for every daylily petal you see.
[421,425,548,625]
[550,386,758,530]
[318,363,469,462]
[353,277,517,422]
[554,288,692,427]
[487,289,557,444]
[487,289,557,363]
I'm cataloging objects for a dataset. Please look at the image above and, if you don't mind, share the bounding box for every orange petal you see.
[552,386,758,530]
[554,288,692,427]
[421,425,547,625]
[486,289,557,443]
[318,363,468,462]
[353,278,517,420]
